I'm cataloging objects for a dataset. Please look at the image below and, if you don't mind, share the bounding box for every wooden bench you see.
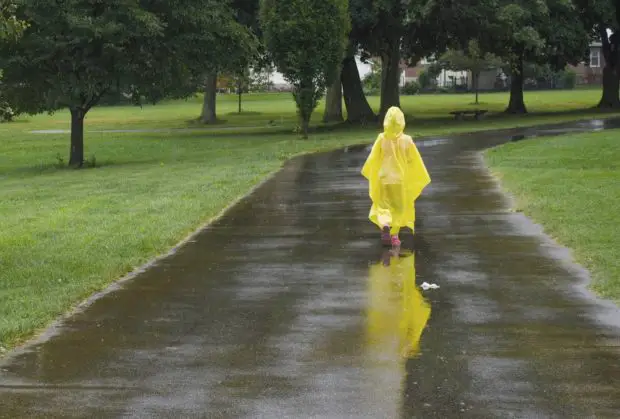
[449,109,488,120]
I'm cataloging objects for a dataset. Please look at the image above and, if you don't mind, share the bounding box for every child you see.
[361,106,430,247]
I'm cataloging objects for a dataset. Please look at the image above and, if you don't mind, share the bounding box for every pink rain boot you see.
[391,235,401,248]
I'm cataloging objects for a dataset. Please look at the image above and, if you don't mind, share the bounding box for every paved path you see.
[2,119,620,418]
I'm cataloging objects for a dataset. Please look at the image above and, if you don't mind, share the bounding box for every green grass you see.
[7,88,610,132]
[485,131,620,301]
[0,88,618,353]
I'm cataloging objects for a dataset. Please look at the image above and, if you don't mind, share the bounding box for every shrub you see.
[401,80,420,95]
[559,69,577,89]
[0,100,15,122]
[418,70,433,89]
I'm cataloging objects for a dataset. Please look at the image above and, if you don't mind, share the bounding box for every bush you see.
[401,81,420,95]
[363,87,380,96]
[418,70,433,89]
[559,69,577,89]
[454,84,468,93]
[363,70,381,93]
[0,100,15,122]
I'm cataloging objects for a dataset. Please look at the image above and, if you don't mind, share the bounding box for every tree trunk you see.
[323,71,343,123]
[474,71,480,105]
[341,51,375,123]
[379,41,401,120]
[598,65,620,108]
[69,107,85,167]
[300,116,310,139]
[597,27,620,108]
[200,72,218,123]
[505,57,527,114]
[238,81,242,114]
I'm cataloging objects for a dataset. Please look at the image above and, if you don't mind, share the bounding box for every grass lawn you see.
[485,131,620,301]
[9,88,612,132]
[0,88,618,353]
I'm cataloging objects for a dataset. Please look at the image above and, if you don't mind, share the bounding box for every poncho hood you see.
[383,106,406,139]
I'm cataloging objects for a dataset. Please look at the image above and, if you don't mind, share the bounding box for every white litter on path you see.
[421,282,440,290]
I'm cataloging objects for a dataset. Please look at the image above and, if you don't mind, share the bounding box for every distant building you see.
[568,42,604,85]
[399,57,481,89]
[399,42,605,89]
[267,56,372,92]
[264,42,605,93]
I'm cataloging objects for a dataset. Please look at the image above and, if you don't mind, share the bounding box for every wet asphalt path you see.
[2,119,620,418]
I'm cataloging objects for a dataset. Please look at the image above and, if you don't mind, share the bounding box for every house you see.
[400,62,425,85]
[399,41,605,89]
[569,42,604,85]
[399,57,480,89]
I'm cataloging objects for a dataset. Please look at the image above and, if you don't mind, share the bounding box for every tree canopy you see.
[0,0,614,146]
[0,0,254,166]
[466,0,590,113]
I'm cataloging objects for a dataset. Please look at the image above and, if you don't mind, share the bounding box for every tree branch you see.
[84,88,108,113]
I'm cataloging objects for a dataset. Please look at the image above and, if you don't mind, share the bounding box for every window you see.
[590,49,601,68]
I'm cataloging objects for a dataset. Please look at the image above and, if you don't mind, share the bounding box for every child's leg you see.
[381,225,391,245]
[385,184,403,238]
[378,184,394,243]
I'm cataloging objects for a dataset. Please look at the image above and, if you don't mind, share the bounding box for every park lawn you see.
[7,88,609,132]
[485,131,620,301]
[0,89,618,353]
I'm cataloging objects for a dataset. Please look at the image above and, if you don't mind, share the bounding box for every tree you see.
[481,1,548,113]
[261,0,350,138]
[439,40,503,104]
[571,0,619,107]
[200,0,261,124]
[0,0,254,167]
[476,0,590,114]
[234,67,251,113]
[587,1,619,108]
[348,0,459,120]
[598,27,620,107]
[348,0,405,119]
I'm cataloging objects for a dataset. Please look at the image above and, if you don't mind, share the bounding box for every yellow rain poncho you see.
[361,107,430,235]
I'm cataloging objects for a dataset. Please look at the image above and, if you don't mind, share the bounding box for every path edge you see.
[478,149,620,320]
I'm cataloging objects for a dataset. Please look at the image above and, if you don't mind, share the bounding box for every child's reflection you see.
[367,249,431,359]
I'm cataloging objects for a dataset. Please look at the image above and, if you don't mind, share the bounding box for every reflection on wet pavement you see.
[368,250,430,360]
[365,249,432,418]
[2,119,620,418]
